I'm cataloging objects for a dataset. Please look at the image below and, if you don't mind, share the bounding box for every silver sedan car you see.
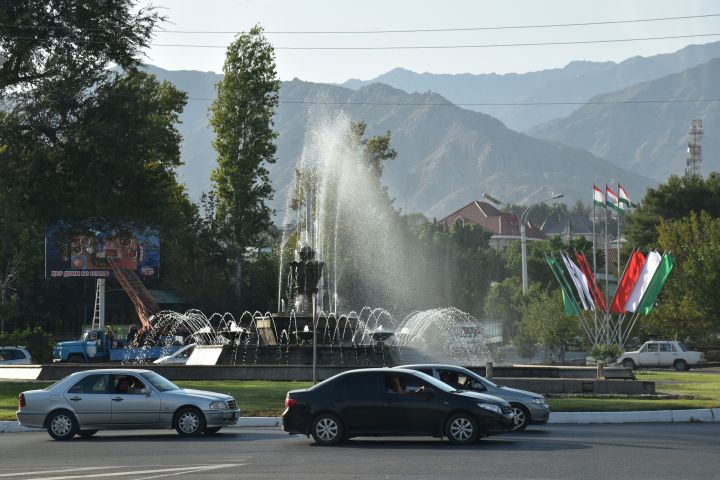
[17,368,240,440]
[398,364,550,431]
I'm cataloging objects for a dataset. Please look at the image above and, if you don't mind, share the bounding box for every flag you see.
[610,251,646,314]
[618,184,632,206]
[624,251,663,313]
[575,252,607,313]
[545,255,581,316]
[606,185,623,214]
[593,185,605,207]
[636,253,675,315]
[561,252,595,311]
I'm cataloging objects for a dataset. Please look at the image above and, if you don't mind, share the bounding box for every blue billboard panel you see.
[46,226,160,280]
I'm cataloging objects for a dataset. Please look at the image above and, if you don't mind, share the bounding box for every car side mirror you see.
[141,388,151,396]
[471,381,486,391]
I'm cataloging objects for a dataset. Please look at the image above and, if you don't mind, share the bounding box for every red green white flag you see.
[606,185,623,214]
[593,185,605,207]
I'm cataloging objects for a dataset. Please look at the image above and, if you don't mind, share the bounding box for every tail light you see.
[285,398,297,408]
[18,393,25,408]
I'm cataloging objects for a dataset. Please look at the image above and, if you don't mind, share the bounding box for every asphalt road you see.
[0,424,718,480]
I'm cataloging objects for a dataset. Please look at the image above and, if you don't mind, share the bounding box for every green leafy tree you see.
[209,25,279,299]
[625,174,720,248]
[516,289,581,363]
[638,211,720,342]
[0,0,160,91]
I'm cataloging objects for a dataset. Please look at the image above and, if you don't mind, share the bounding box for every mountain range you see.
[144,41,720,220]
[528,58,720,181]
[342,42,720,132]
[147,66,654,219]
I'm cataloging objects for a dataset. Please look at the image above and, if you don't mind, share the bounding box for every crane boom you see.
[107,257,159,330]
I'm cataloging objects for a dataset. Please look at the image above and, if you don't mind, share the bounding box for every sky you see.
[143,0,720,83]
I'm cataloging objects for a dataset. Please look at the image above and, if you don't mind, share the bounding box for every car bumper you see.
[529,403,551,424]
[282,408,310,435]
[204,408,241,427]
[16,411,45,428]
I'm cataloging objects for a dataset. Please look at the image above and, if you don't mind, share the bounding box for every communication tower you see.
[685,119,703,177]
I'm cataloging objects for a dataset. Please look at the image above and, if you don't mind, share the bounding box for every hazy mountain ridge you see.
[528,58,720,181]
[147,66,654,219]
[342,42,720,131]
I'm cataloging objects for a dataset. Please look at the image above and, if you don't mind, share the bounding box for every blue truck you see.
[52,329,182,363]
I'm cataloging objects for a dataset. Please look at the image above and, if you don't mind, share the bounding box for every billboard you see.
[46,225,160,280]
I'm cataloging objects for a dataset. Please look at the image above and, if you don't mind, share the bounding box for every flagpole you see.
[604,186,609,307]
[592,188,598,338]
[617,180,621,281]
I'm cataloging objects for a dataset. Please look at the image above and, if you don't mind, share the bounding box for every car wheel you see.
[204,427,222,435]
[446,413,478,445]
[67,354,86,363]
[674,359,689,371]
[622,358,636,370]
[46,410,78,441]
[175,407,206,436]
[510,404,530,432]
[311,413,344,445]
[77,430,98,438]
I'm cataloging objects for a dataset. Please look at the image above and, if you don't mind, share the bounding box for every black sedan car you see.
[282,368,514,445]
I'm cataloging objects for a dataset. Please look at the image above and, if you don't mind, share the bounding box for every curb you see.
[2,409,718,433]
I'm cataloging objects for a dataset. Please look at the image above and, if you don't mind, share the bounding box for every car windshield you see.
[404,370,457,393]
[461,367,498,388]
[141,371,180,392]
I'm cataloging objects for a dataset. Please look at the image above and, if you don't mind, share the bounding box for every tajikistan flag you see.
[606,185,623,214]
[593,185,605,207]
[618,184,636,209]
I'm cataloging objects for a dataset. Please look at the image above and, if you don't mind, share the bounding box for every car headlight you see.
[531,397,544,404]
[477,403,502,414]
[209,401,227,410]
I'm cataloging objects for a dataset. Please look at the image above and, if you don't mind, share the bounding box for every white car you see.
[153,343,196,364]
[0,346,33,365]
[618,341,706,371]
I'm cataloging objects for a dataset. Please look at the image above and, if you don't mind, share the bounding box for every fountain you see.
[143,112,498,369]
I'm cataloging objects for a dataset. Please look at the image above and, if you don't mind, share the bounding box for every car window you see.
[334,372,379,399]
[385,373,443,394]
[68,374,108,394]
[677,342,688,352]
[112,375,148,394]
[140,371,180,392]
[646,343,658,352]
[660,343,673,352]
[178,345,195,359]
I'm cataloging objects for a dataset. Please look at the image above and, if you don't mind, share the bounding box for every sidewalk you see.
[3,408,720,433]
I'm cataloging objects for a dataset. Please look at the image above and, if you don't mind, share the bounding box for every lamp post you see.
[483,192,564,295]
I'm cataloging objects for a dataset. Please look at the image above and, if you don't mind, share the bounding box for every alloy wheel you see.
[50,414,72,437]
[449,417,474,441]
[178,411,200,434]
[315,417,339,442]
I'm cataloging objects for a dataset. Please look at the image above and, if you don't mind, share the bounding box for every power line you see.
[3,12,720,35]
[182,98,720,106]
[7,31,720,50]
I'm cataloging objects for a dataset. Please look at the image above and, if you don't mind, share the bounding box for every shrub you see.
[589,343,624,364]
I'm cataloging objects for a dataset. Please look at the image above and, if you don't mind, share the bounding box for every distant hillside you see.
[529,58,720,181]
[342,42,720,131]
[148,66,654,219]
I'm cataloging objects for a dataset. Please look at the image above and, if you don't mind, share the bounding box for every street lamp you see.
[484,192,564,295]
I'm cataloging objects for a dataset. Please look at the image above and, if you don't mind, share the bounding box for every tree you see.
[639,211,720,342]
[516,289,581,363]
[1,0,160,91]
[625,174,720,248]
[209,25,279,298]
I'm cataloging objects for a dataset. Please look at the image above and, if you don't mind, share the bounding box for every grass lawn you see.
[1,371,718,421]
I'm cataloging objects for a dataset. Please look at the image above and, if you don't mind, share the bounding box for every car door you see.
[334,372,386,434]
[657,343,677,366]
[110,374,161,425]
[638,343,660,367]
[383,372,444,435]
[64,374,111,426]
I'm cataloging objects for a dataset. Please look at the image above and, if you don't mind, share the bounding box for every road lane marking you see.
[15,464,244,480]
[0,467,125,478]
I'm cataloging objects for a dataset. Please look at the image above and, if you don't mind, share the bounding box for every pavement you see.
[3,408,720,433]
